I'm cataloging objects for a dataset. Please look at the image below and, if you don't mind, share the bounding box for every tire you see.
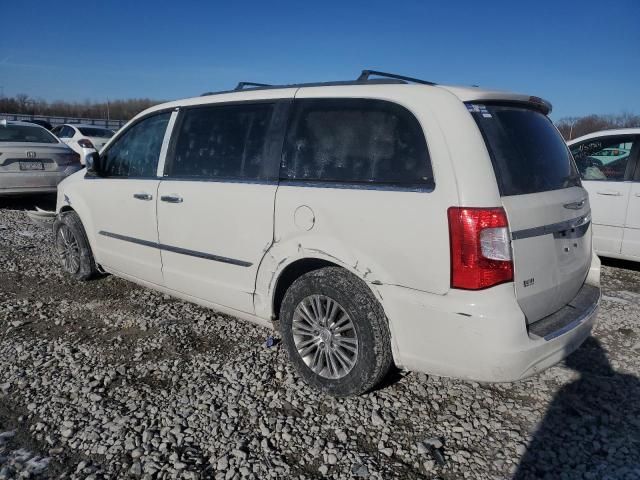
[53,211,97,281]
[279,267,393,396]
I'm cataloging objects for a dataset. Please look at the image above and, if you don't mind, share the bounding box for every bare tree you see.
[0,94,164,120]
[556,113,640,140]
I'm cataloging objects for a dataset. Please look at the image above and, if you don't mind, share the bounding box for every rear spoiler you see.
[439,86,553,115]
[468,96,552,115]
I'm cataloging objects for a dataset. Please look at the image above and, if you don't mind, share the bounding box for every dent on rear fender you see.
[255,240,386,321]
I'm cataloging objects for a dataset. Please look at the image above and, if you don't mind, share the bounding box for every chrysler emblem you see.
[563,199,585,210]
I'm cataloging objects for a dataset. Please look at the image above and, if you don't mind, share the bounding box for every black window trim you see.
[570,133,640,183]
[162,98,292,184]
[88,96,435,193]
[633,135,640,182]
[278,97,435,192]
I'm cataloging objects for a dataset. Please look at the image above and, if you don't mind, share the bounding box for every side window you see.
[101,112,170,178]
[281,98,433,187]
[168,103,277,180]
[570,136,636,181]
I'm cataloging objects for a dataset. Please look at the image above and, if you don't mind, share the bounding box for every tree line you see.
[0,94,163,121]
[1,93,638,138]
[555,113,640,140]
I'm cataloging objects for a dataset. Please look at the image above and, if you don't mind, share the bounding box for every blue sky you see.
[1,0,638,119]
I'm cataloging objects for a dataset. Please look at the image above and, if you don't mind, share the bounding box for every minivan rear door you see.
[469,104,592,324]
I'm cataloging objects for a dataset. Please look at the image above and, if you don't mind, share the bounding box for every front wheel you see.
[53,211,97,281]
[279,267,393,396]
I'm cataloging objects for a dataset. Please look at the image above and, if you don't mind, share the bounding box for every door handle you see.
[133,192,153,201]
[160,194,183,203]
[596,190,622,196]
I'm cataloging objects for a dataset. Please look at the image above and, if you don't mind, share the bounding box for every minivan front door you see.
[157,99,291,314]
[84,112,172,285]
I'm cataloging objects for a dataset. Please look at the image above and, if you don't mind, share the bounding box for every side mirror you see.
[85,151,101,175]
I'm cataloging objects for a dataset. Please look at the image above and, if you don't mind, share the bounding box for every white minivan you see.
[568,128,640,262]
[53,71,600,396]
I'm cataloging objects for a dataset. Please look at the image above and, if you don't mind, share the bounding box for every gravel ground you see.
[0,195,639,480]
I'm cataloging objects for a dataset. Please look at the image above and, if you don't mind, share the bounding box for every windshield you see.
[468,104,580,196]
[0,124,59,144]
[78,127,114,138]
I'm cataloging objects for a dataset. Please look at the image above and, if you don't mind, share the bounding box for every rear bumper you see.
[0,166,82,195]
[377,258,601,382]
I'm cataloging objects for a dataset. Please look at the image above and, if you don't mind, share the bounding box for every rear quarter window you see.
[469,104,580,196]
[282,98,433,188]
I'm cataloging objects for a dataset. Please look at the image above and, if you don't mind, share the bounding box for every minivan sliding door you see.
[157,99,291,314]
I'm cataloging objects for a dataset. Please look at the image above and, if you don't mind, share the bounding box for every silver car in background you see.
[0,120,82,195]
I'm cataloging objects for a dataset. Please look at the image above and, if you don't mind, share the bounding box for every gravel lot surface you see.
[0,195,639,480]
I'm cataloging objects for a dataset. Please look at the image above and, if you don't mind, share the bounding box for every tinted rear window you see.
[78,127,114,138]
[469,104,580,196]
[0,124,58,144]
[282,98,432,188]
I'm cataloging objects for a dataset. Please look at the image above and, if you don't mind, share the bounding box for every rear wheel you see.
[279,267,392,396]
[53,211,97,281]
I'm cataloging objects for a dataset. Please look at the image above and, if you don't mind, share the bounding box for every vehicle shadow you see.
[0,194,57,211]
[513,337,640,479]
[600,256,640,273]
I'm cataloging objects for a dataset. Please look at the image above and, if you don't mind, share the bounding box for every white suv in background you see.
[568,128,640,262]
[53,70,601,396]
[51,124,115,164]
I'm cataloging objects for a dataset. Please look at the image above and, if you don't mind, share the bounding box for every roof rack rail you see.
[357,70,436,86]
[235,81,272,90]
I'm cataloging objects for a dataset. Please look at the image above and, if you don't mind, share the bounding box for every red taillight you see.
[78,139,94,149]
[448,207,514,290]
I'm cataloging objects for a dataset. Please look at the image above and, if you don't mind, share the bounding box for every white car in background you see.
[0,120,82,195]
[51,124,115,164]
[568,128,640,262]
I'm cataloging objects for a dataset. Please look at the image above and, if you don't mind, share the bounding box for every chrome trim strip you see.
[98,231,252,267]
[511,213,591,240]
[279,179,434,193]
